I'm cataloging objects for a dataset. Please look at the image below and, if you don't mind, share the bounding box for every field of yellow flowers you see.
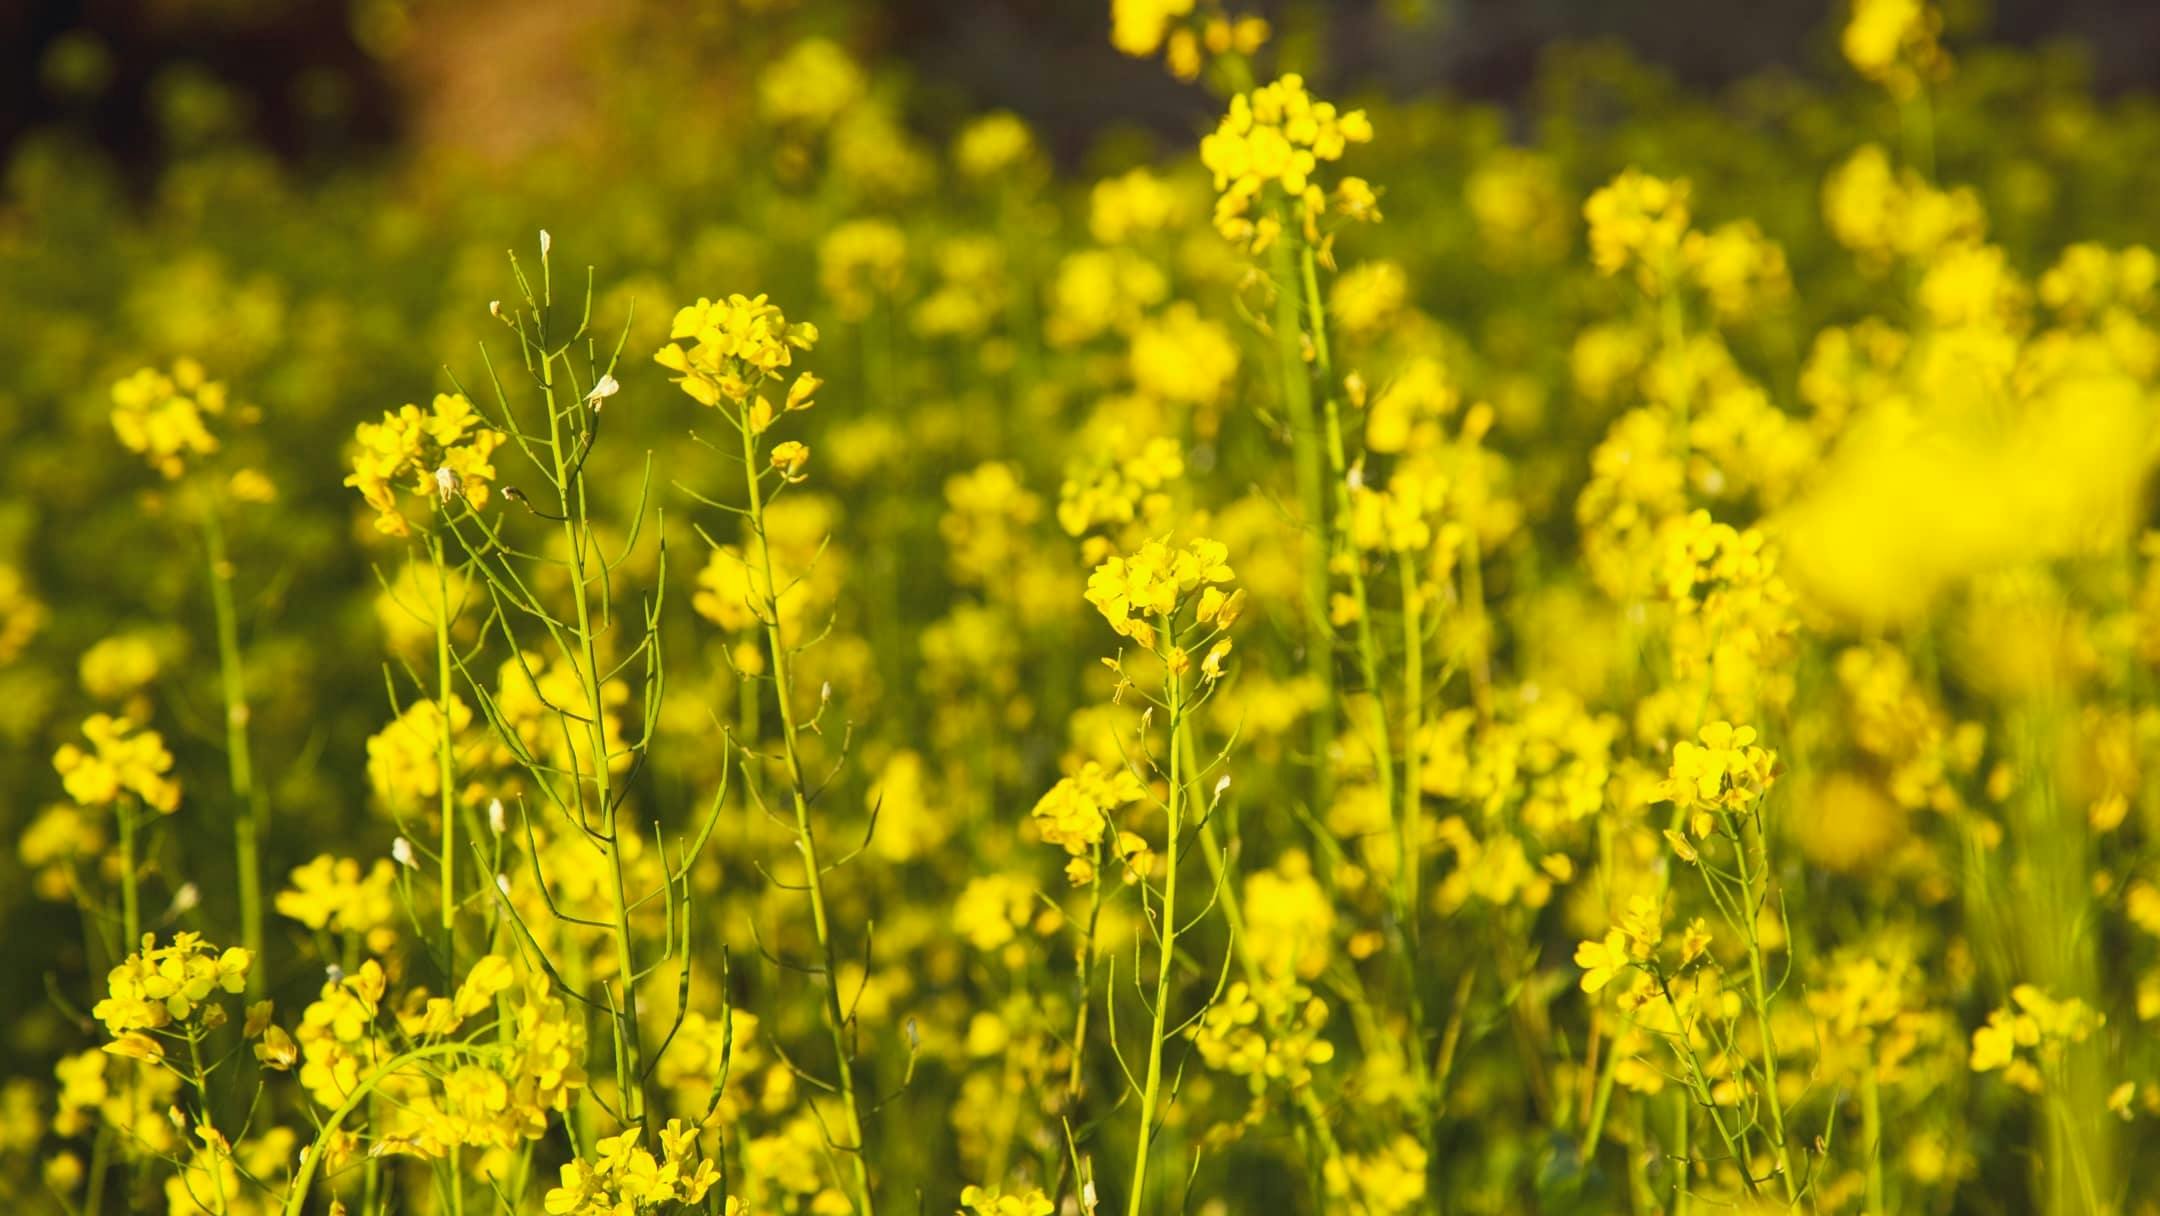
[8,0,2160,1212]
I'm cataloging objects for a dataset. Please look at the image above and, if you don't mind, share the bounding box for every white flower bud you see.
[488,797,506,835]
[586,373,619,410]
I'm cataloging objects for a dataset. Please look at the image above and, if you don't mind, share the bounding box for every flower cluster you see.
[1657,721,1778,821]
[1970,985,2102,1093]
[1030,761,1145,883]
[1583,170,1692,289]
[345,393,505,536]
[275,854,400,952]
[109,359,227,479]
[53,713,181,813]
[1191,980,1337,1089]
[1111,0,1269,82]
[654,293,821,423]
[1199,74,1375,251]
[543,1123,720,1216]
[91,933,252,1042]
[1083,536,1238,650]
[958,1184,1054,1216]
[1843,0,1947,99]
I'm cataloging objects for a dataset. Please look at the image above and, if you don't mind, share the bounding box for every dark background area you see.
[6,0,2160,180]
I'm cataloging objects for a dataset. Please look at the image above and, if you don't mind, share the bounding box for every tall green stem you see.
[1126,619,1184,1216]
[283,1043,478,1216]
[1731,816,1797,1202]
[1294,237,1399,898]
[1861,1062,1885,1216]
[200,502,263,988]
[739,419,874,1214]
[542,348,650,1126]
[117,801,140,948]
[1176,729,1368,1214]
[185,1032,231,1216]
[1267,224,1335,811]
[1067,870,1105,1104]
[1397,550,1424,939]
[1290,228,1429,1110]
[427,531,460,978]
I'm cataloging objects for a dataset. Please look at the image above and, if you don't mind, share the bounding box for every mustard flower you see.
[1584,169,1692,291]
[344,393,505,537]
[54,713,180,813]
[1843,0,1947,99]
[109,359,227,479]
[654,293,820,424]
[1200,74,1375,251]
[1083,536,1238,650]
[92,932,252,1036]
[1658,721,1778,820]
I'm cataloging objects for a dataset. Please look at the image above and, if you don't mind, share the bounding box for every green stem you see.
[1295,236,1400,900]
[283,1043,478,1216]
[1398,550,1424,939]
[118,802,140,947]
[1177,729,1368,1214]
[739,418,874,1214]
[1267,221,1335,813]
[1673,1087,1690,1216]
[200,502,263,989]
[1291,227,1428,1110]
[185,1032,230,1216]
[1126,618,1184,1216]
[1861,1061,1885,1216]
[1731,818,1798,1202]
[541,346,650,1127]
[1067,866,1105,1104]
[427,531,459,978]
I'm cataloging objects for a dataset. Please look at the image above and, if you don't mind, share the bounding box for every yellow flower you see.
[275,855,399,952]
[344,393,504,537]
[757,37,864,128]
[959,1184,1055,1216]
[365,695,475,814]
[953,111,1037,180]
[53,713,181,813]
[0,565,45,665]
[1111,0,1194,58]
[1084,536,1236,649]
[770,440,811,483]
[1200,74,1375,250]
[1843,0,1946,99]
[1032,762,1145,864]
[110,359,226,479]
[1574,930,1632,994]
[91,933,252,1035]
[819,219,909,321]
[1658,721,1778,816]
[78,633,161,701]
[1584,169,1691,291]
[953,873,1036,952]
[655,294,819,411]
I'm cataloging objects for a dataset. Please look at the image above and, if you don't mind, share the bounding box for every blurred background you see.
[9,0,2160,182]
